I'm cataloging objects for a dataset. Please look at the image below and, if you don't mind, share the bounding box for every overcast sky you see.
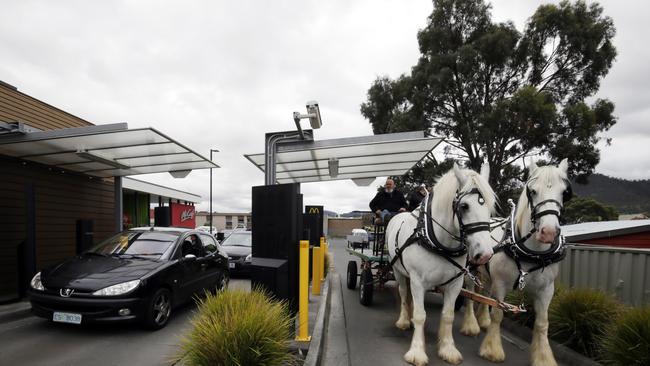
[1,0,647,214]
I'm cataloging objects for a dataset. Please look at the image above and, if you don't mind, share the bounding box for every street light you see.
[209,149,219,234]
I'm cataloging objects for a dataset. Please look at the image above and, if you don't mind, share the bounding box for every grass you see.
[600,306,650,366]
[549,288,622,358]
[176,287,297,366]
[323,251,331,277]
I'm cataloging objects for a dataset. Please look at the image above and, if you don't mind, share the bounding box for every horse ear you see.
[480,162,490,182]
[453,163,468,187]
[558,158,569,174]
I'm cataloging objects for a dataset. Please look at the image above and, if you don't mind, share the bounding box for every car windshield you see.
[221,232,251,247]
[87,231,178,259]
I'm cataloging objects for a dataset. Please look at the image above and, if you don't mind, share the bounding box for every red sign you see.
[171,203,196,228]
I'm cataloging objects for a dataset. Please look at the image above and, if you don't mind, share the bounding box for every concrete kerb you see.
[0,301,31,324]
[303,272,332,366]
[501,317,602,366]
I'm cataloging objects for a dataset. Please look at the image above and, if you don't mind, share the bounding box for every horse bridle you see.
[524,178,573,229]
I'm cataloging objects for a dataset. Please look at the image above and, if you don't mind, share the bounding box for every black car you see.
[28,227,229,330]
[221,231,252,275]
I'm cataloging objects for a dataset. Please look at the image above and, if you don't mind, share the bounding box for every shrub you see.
[549,288,622,358]
[177,287,297,366]
[600,306,650,366]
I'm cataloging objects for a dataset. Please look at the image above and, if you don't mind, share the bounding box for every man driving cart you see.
[369,178,407,225]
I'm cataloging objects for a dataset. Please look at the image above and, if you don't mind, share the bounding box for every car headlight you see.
[30,272,45,291]
[92,280,141,296]
[245,254,252,262]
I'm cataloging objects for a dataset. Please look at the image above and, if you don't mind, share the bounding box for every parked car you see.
[347,228,369,249]
[28,227,229,330]
[196,225,218,236]
[221,231,252,275]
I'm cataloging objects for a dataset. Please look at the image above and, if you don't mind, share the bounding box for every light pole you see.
[209,149,219,234]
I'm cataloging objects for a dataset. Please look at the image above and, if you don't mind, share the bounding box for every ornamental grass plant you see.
[549,288,622,358]
[176,287,297,366]
[600,306,650,366]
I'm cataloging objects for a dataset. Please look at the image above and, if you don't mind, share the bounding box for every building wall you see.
[196,213,251,231]
[0,156,115,301]
[1,81,112,302]
[0,82,92,131]
[327,218,363,237]
[578,232,650,249]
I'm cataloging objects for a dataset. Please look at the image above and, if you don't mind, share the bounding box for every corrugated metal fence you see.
[558,244,650,306]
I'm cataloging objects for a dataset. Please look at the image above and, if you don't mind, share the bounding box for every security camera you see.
[305,101,322,129]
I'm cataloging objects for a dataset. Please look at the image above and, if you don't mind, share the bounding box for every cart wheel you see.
[359,267,374,306]
[346,261,357,289]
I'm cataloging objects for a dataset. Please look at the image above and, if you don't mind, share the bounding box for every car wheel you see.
[217,272,229,292]
[359,267,374,306]
[143,288,172,330]
[346,261,357,289]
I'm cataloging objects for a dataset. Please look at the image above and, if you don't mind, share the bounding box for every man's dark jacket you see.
[407,190,426,211]
[369,190,407,213]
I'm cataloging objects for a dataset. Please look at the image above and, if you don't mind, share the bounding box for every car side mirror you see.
[183,254,197,261]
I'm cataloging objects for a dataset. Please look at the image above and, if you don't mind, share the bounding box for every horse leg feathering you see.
[438,279,464,364]
[479,281,507,362]
[531,284,558,366]
[460,278,481,337]
[395,271,412,330]
[404,277,429,366]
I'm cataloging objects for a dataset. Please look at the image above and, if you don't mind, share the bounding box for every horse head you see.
[433,162,497,265]
[517,158,572,245]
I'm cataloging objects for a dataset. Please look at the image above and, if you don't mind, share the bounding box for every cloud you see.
[1,0,648,213]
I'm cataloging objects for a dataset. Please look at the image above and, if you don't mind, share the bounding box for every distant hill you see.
[572,174,650,214]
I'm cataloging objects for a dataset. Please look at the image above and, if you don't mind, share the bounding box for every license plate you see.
[229,262,235,269]
[53,312,82,324]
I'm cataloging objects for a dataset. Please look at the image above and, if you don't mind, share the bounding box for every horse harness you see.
[389,188,491,288]
[487,178,572,290]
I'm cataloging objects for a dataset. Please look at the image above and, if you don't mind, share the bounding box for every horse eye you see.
[460,203,469,210]
[530,189,537,196]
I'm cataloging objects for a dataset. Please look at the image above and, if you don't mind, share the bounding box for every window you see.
[200,234,218,253]
[237,216,245,228]
[225,215,232,229]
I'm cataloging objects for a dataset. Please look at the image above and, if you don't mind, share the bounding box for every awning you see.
[0,123,218,177]
[123,177,201,204]
[244,131,442,184]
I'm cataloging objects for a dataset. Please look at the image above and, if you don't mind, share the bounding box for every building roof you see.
[562,219,650,242]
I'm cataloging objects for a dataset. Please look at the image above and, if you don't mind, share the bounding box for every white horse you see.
[462,159,571,366]
[387,163,497,366]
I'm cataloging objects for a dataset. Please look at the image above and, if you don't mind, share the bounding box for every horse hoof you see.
[395,319,411,330]
[404,348,429,366]
[531,352,558,366]
[479,346,505,363]
[460,318,481,337]
[438,345,463,365]
[478,317,491,330]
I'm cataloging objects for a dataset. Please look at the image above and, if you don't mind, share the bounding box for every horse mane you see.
[515,164,568,234]
[431,168,498,217]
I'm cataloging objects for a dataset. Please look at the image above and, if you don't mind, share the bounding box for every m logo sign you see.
[308,207,320,214]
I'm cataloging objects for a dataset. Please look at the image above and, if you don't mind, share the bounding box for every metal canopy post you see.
[264,130,313,185]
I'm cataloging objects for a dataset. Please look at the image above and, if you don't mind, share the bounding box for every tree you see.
[562,196,619,224]
[361,0,617,197]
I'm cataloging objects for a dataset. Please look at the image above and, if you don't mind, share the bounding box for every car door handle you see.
[201,263,207,269]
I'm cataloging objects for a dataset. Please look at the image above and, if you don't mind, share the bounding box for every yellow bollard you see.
[296,240,311,342]
[320,238,327,281]
[312,247,322,295]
